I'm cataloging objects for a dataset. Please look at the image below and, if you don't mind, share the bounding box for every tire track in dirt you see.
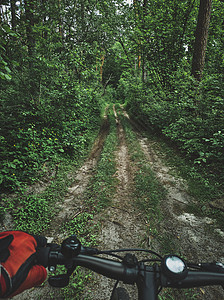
[84,106,146,300]
[47,113,110,241]
[126,114,224,300]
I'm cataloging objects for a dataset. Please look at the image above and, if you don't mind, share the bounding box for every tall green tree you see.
[125,0,199,86]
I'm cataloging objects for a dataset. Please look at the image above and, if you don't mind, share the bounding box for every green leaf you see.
[5,74,12,80]
[5,66,11,73]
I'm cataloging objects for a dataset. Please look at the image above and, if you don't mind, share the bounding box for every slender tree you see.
[10,0,16,30]
[191,0,212,81]
[24,0,35,57]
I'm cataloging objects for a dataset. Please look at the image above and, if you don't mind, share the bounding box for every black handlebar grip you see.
[36,247,51,267]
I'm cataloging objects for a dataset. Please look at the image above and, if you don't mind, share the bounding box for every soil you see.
[2,107,224,300]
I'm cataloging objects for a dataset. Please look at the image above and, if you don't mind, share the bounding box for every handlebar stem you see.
[136,263,159,300]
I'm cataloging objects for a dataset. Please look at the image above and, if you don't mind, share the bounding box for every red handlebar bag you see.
[0,231,47,298]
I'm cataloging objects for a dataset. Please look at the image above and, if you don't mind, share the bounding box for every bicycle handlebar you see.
[36,235,224,300]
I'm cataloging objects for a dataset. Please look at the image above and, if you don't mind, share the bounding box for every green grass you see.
[119,115,166,246]
[124,106,224,230]
[159,288,199,300]
[2,157,74,234]
[59,211,98,299]
[119,113,202,299]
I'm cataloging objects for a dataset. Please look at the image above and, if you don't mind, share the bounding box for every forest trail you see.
[83,107,224,300]
[83,106,146,299]
[12,106,224,300]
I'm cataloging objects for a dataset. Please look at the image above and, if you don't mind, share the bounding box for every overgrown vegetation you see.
[1,151,92,233]
[123,73,224,191]
[1,0,106,196]
[0,79,101,193]
[84,108,118,211]
[63,107,118,239]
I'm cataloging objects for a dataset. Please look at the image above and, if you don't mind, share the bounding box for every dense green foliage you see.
[115,0,224,191]
[0,1,103,193]
[1,79,100,191]
[124,70,224,183]
[1,0,223,220]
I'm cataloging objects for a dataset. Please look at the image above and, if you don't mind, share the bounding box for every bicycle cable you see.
[111,280,120,299]
[139,258,162,263]
[97,248,162,259]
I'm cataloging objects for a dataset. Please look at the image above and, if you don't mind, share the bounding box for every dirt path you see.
[83,107,147,299]
[9,106,224,299]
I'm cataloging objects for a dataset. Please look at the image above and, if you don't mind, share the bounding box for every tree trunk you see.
[24,0,35,57]
[24,0,40,102]
[10,0,16,30]
[118,37,131,65]
[178,0,196,57]
[142,0,148,82]
[58,0,63,39]
[100,52,105,83]
[133,0,141,73]
[191,0,212,81]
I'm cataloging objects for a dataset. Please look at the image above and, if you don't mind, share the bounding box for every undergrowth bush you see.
[1,157,74,233]
[121,69,224,188]
[0,77,101,192]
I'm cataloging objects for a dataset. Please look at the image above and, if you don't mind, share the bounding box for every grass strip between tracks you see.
[119,114,166,248]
